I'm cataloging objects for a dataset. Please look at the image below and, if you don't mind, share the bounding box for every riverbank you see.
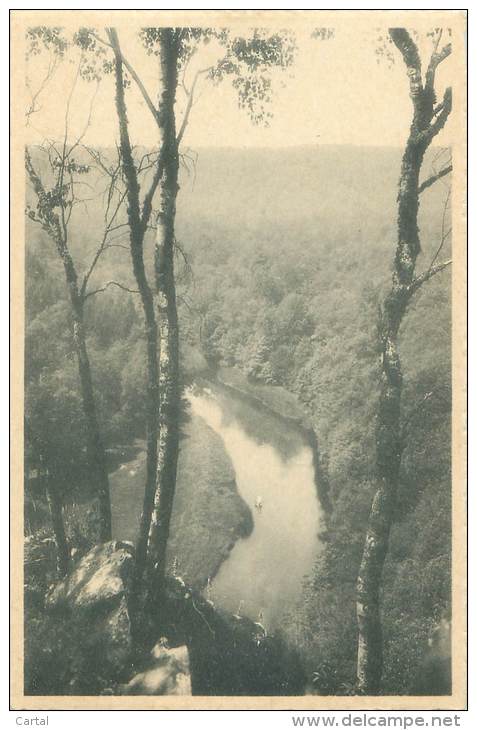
[109,412,253,591]
[213,367,331,513]
[215,367,313,430]
[167,410,253,590]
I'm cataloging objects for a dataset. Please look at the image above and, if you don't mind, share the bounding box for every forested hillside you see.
[25,144,451,694]
[175,146,452,694]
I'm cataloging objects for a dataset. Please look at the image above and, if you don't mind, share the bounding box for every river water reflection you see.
[187,383,322,631]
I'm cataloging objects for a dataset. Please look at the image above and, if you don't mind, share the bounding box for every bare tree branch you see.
[103,242,129,251]
[66,80,100,161]
[179,45,197,97]
[80,185,128,297]
[106,27,159,123]
[26,50,60,121]
[137,150,161,174]
[83,144,124,223]
[418,87,452,144]
[409,259,452,293]
[141,156,165,232]
[418,164,452,194]
[84,280,139,300]
[177,293,198,317]
[176,67,212,146]
[409,187,452,297]
[88,30,112,48]
[428,186,452,267]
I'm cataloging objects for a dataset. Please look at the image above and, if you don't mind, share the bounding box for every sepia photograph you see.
[10,8,467,711]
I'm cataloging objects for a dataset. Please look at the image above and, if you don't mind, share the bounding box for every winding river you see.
[187,383,322,630]
[111,381,323,632]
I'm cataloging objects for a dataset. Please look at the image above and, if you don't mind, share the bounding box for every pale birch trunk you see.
[146,29,181,603]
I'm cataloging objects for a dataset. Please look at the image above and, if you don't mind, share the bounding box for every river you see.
[187,383,322,631]
[110,381,323,632]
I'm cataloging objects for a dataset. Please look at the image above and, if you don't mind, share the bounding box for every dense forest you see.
[23,24,453,699]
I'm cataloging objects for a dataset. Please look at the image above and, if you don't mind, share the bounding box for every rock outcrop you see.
[44,541,136,694]
[47,540,135,611]
[163,576,305,696]
[120,642,191,695]
[45,541,192,696]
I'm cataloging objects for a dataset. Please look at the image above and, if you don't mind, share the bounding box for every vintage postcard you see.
[10,9,467,710]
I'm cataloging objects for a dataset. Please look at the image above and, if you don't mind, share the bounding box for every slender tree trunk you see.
[46,479,70,577]
[356,140,424,692]
[25,152,113,543]
[108,28,161,588]
[60,235,112,542]
[146,29,181,602]
[356,28,452,693]
[70,294,112,542]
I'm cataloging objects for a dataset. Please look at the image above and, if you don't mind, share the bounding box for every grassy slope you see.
[216,366,312,427]
[167,411,253,590]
